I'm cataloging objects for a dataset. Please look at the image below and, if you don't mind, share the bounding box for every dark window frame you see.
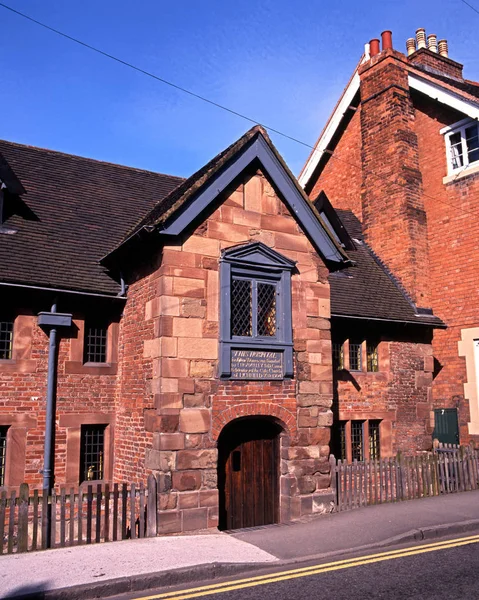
[0,426,8,486]
[219,243,295,379]
[366,341,379,372]
[83,321,108,364]
[0,317,14,360]
[79,424,106,483]
[349,340,362,371]
[332,341,345,371]
[333,419,382,462]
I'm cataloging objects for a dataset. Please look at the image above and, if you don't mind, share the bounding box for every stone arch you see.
[211,402,296,441]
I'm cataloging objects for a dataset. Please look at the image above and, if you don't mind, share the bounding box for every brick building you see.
[1,121,443,531]
[300,28,479,452]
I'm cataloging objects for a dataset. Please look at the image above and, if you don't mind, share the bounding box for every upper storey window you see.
[0,318,13,360]
[219,242,295,379]
[84,321,108,364]
[443,119,479,176]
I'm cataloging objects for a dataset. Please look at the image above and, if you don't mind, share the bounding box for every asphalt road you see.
[118,534,479,600]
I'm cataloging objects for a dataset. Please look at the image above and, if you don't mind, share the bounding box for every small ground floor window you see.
[333,419,382,462]
[80,424,106,482]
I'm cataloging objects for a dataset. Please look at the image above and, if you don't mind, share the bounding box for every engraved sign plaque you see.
[231,350,283,380]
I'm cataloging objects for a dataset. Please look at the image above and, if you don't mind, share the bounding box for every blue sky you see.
[1,1,478,177]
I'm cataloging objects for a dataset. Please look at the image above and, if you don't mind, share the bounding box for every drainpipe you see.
[43,300,58,493]
[37,302,72,547]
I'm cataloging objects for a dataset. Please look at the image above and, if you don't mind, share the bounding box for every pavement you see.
[3,490,479,600]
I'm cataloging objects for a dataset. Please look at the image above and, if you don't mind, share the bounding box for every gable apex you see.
[221,241,296,270]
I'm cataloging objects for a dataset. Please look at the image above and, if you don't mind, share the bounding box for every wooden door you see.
[218,418,280,530]
[433,408,459,445]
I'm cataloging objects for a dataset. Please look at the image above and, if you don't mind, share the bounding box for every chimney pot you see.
[381,30,393,51]
[406,37,416,56]
[416,28,427,49]
[427,34,438,53]
[370,38,380,57]
[438,39,449,58]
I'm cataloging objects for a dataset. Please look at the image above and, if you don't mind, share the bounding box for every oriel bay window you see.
[220,242,295,379]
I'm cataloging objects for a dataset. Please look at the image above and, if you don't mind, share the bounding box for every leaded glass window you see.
[0,426,7,486]
[0,319,13,360]
[332,342,344,371]
[369,420,381,460]
[80,425,105,482]
[351,421,364,461]
[367,342,379,372]
[231,278,277,339]
[84,322,108,363]
[349,341,362,371]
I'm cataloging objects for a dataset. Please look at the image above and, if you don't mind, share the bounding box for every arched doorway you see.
[217,416,282,530]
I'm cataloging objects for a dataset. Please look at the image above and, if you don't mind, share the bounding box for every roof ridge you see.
[0,138,185,181]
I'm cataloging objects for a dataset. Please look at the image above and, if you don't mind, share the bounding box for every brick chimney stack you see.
[358,30,429,306]
[406,29,463,80]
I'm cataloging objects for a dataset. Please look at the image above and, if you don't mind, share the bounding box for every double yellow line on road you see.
[136,534,479,600]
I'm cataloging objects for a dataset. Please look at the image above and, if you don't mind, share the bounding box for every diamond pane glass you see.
[84,322,108,363]
[80,425,105,482]
[231,279,252,337]
[369,420,381,460]
[257,283,276,337]
[351,421,364,461]
[0,426,7,486]
[0,319,13,360]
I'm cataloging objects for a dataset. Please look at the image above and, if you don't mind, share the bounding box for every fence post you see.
[146,475,157,537]
[17,483,29,553]
[329,455,337,510]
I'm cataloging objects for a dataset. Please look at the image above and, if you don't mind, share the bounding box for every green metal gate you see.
[433,408,459,445]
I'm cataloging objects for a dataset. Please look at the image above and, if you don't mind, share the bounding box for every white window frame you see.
[441,117,479,176]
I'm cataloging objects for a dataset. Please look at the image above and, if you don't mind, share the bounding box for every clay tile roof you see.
[329,210,444,327]
[0,140,183,295]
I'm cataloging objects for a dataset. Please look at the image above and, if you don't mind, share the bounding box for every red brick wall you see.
[309,108,363,220]
[332,325,434,456]
[359,52,430,306]
[0,295,118,489]
[408,49,464,80]
[413,93,479,443]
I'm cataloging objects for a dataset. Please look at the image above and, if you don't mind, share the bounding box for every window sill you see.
[443,162,479,184]
[0,358,37,373]
[64,361,117,376]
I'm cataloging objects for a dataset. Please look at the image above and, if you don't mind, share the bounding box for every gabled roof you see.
[106,126,351,266]
[329,209,445,327]
[299,50,479,190]
[0,140,183,295]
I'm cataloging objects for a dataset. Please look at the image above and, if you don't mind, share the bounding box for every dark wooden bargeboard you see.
[231,350,283,380]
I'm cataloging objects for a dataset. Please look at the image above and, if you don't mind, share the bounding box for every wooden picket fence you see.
[0,476,157,555]
[332,444,479,512]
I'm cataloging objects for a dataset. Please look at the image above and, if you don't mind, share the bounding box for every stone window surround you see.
[0,314,37,374]
[59,413,114,485]
[336,410,395,461]
[65,318,118,375]
[458,327,479,436]
[333,338,385,373]
[0,414,37,487]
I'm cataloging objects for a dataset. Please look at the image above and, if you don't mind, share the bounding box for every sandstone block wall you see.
[116,170,335,532]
